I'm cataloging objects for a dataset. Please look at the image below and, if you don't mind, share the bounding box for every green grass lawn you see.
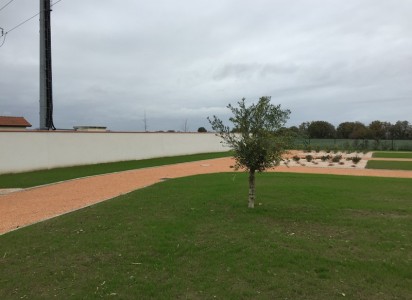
[0,151,231,189]
[366,160,412,170]
[1,173,411,299]
[372,152,412,159]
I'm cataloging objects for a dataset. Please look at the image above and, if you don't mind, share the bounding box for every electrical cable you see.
[51,0,64,6]
[1,0,64,38]
[0,33,6,47]
[0,0,16,12]
[5,12,39,34]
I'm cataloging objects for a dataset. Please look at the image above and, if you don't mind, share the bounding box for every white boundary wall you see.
[0,131,227,174]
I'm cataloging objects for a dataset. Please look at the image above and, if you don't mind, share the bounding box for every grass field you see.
[1,172,411,299]
[366,160,412,171]
[372,152,412,159]
[0,151,231,189]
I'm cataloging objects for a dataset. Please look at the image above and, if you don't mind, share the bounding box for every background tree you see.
[349,122,369,139]
[197,127,207,133]
[280,126,299,138]
[336,122,369,139]
[368,120,389,143]
[337,122,357,139]
[288,126,300,136]
[208,96,291,208]
[307,121,336,138]
[298,122,310,138]
[390,121,411,140]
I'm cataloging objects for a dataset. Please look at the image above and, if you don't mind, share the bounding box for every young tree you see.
[208,96,291,208]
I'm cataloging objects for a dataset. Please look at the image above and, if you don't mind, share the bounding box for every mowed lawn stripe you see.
[366,160,412,170]
[372,151,412,159]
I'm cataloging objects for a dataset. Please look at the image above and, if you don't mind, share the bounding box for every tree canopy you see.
[307,121,336,138]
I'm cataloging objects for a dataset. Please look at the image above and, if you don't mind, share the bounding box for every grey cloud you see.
[1,0,412,130]
[213,62,299,80]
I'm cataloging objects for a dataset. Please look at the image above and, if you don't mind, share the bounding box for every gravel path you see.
[1,157,411,235]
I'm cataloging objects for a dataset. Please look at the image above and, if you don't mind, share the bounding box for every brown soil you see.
[1,157,412,235]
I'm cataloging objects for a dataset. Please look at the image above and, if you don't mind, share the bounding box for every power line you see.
[7,0,64,34]
[6,11,39,34]
[0,0,16,13]
[51,0,64,6]
[0,34,6,47]
[0,0,64,47]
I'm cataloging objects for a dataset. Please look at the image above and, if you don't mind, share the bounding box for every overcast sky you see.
[1,0,411,131]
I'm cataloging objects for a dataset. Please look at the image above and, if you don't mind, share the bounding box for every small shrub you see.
[306,155,313,162]
[332,155,342,163]
[352,156,361,164]
[321,155,330,162]
[339,161,345,165]
[315,146,321,153]
[293,155,300,162]
[305,145,312,153]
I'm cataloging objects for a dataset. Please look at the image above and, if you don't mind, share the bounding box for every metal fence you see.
[293,138,412,151]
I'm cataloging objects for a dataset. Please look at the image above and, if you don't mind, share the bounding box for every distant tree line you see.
[285,120,412,142]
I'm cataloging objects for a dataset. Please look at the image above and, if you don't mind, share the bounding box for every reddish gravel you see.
[1,157,411,235]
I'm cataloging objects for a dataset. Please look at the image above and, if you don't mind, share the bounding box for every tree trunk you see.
[248,170,256,208]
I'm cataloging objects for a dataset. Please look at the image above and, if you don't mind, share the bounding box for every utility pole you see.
[39,0,55,130]
[183,119,189,132]
[143,110,148,132]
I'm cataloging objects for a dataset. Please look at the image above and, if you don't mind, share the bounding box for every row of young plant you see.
[291,154,362,164]
[285,153,362,168]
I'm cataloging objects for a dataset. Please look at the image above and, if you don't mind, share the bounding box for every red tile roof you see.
[0,116,32,127]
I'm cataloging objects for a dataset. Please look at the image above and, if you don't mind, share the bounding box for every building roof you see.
[0,116,32,128]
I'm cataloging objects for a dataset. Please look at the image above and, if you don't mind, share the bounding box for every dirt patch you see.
[1,156,411,235]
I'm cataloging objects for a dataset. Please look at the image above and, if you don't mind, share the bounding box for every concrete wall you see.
[0,131,227,174]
